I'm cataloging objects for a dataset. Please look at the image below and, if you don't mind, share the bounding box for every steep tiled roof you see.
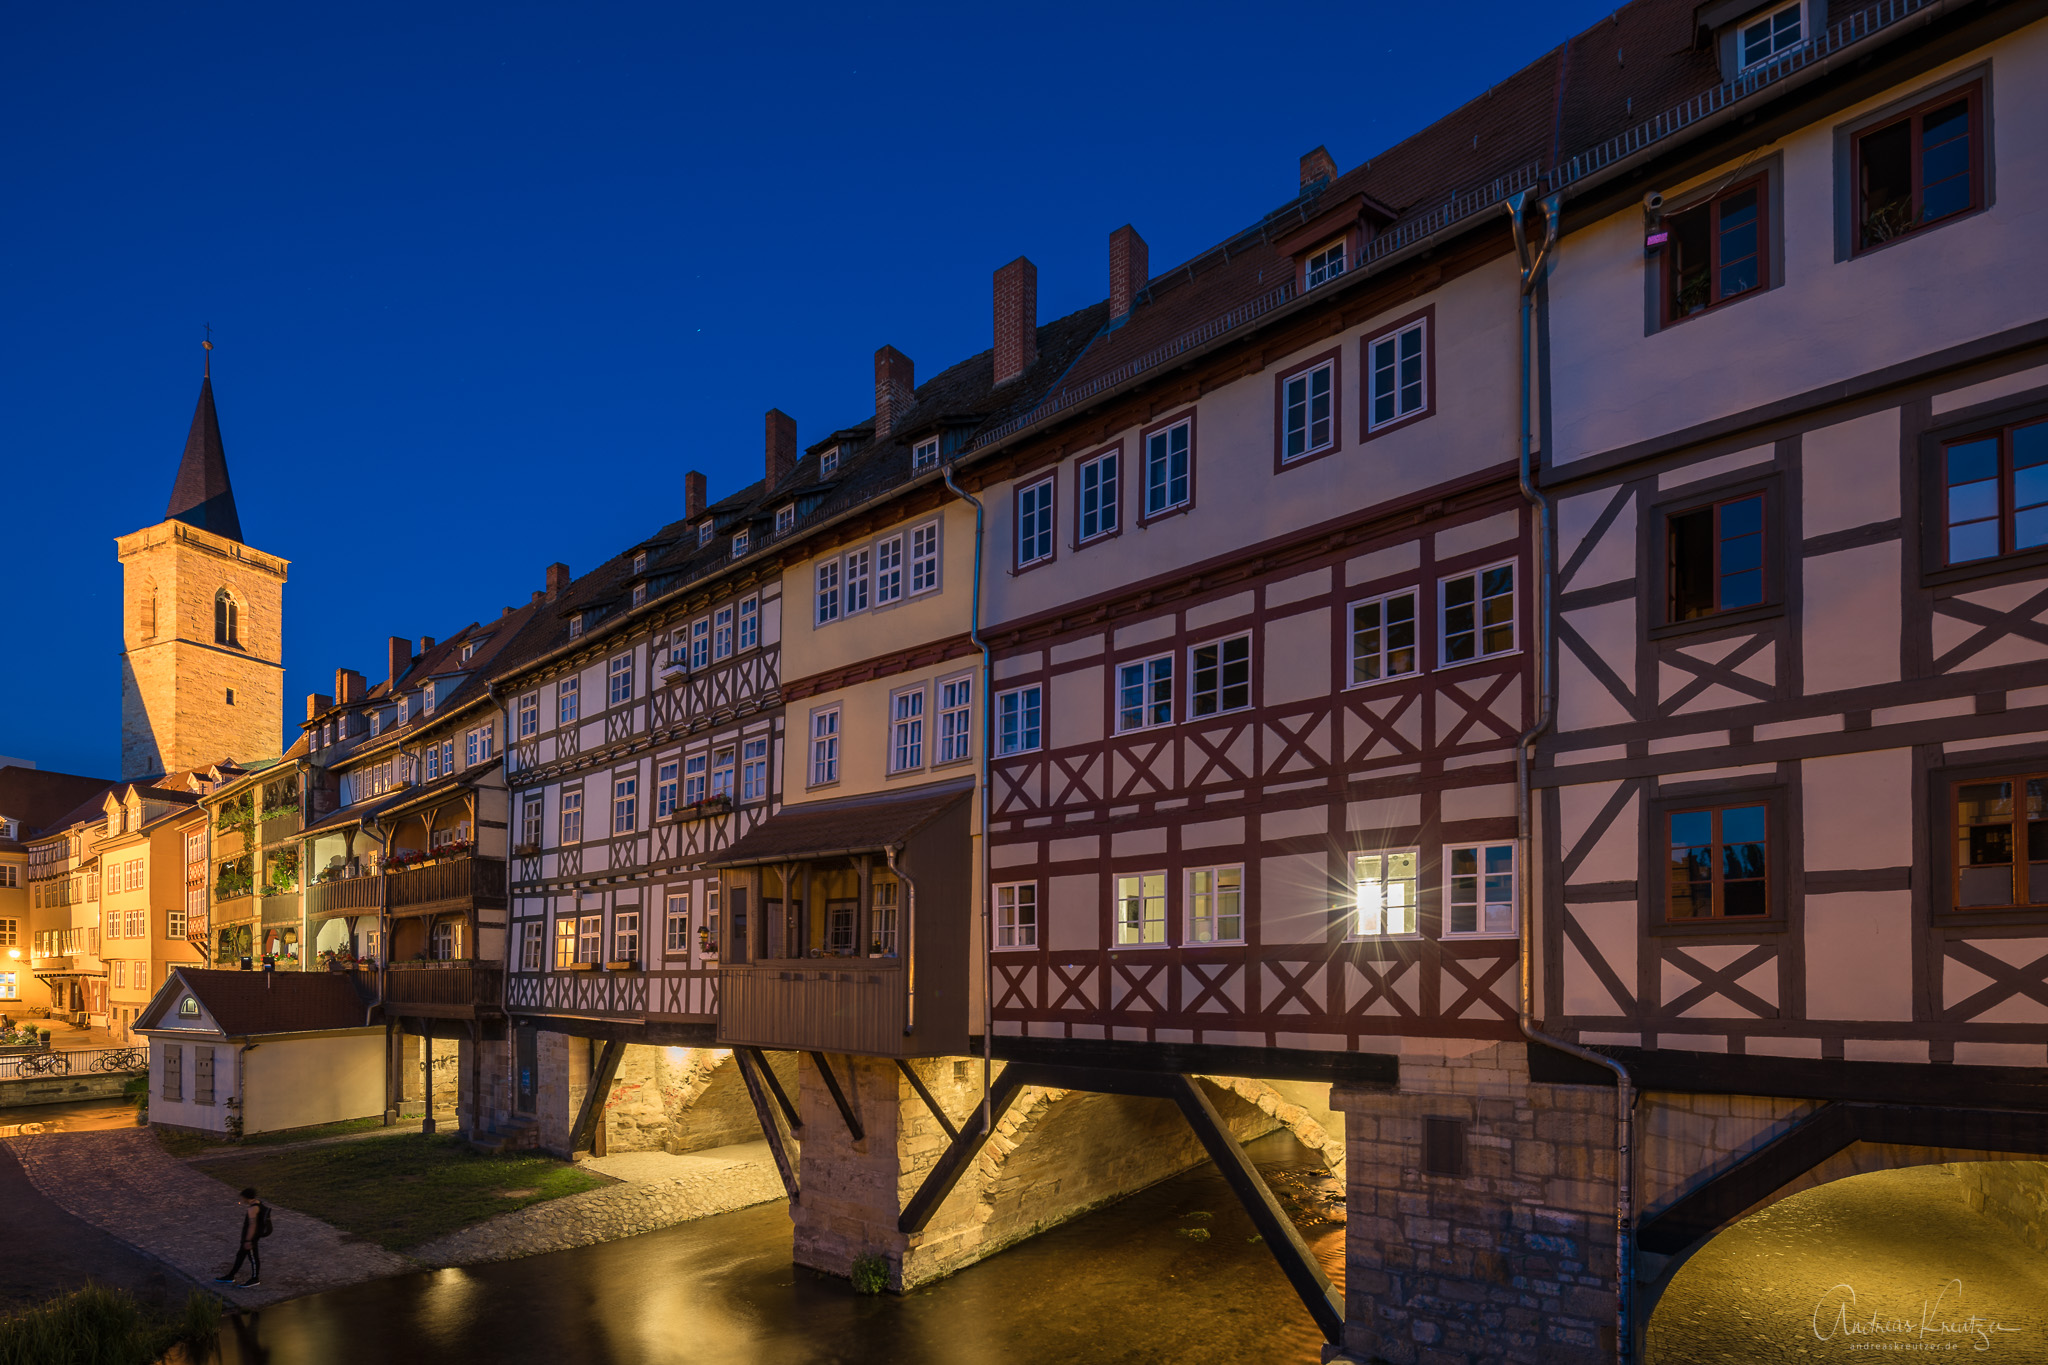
[709,778,972,867]
[141,967,378,1036]
[0,767,118,840]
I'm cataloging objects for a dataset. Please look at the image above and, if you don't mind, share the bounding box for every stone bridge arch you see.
[601,1045,798,1155]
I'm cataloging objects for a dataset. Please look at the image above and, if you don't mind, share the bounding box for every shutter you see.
[195,1046,215,1104]
[163,1045,182,1101]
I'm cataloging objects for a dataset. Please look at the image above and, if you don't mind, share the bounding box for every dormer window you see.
[460,641,478,663]
[423,682,437,716]
[698,522,714,548]
[569,614,585,639]
[1739,1,1802,69]
[395,694,410,725]
[732,529,751,558]
[912,439,940,473]
[776,505,796,535]
[632,582,647,607]
[370,709,383,738]
[822,446,841,477]
[1305,240,1346,288]
[633,551,647,574]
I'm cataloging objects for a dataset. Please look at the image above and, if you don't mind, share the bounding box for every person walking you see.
[213,1188,269,1287]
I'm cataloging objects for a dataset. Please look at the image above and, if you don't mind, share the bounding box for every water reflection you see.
[208,1132,1341,1365]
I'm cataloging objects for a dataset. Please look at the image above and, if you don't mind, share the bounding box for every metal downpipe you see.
[940,462,996,1134]
[1507,189,1636,1362]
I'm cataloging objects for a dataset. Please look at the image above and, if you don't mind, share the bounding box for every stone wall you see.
[536,1030,589,1156]
[1950,1159,2048,1252]
[600,1046,794,1155]
[1333,1042,1619,1365]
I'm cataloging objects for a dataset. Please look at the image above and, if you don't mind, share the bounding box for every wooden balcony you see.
[383,960,504,1019]
[387,856,507,918]
[717,961,909,1057]
[259,811,301,846]
[213,894,257,927]
[307,875,381,918]
[260,894,301,926]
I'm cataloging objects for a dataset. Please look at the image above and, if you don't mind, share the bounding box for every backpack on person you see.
[254,1202,273,1239]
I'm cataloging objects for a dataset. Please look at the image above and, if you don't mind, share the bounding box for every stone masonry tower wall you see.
[116,519,287,777]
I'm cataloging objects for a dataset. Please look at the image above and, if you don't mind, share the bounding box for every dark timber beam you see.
[809,1051,864,1141]
[744,1047,802,1134]
[735,1047,800,1203]
[898,1063,1033,1234]
[567,1038,624,1155]
[896,1059,959,1141]
[1164,1073,1345,1346]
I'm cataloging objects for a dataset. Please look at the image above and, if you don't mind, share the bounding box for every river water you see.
[205,1132,1345,1365]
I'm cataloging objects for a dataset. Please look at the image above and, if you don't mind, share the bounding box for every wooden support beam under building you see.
[742,1046,801,1134]
[898,1064,1032,1234]
[567,1037,623,1155]
[896,1058,959,1141]
[734,1047,800,1203]
[809,1051,864,1141]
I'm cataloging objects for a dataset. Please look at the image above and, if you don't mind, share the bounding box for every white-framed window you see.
[1078,448,1119,542]
[691,619,710,670]
[810,706,840,786]
[170,896,188,937]
[698,522,714,547]
[737,596,759,649]
[1368,318,1428,429]
[1445,842,1517,936]
[909,522,940,595]
[521,924,544,972]
[891,687,926,772]
[607,655,633,706]
[558,677,580,724]
[1117,655,1174,732]
[422,681,437,716]
[1305,239,1346,288]
[1115,872,1167,946]
[1186,866,1243,943]
[1143,418,1191,518]
[912,438,940,472]
[425,744,443,782]
[995,685,1042,756]
[578,913,602,964]
[871,879,898,956]
[843,548,871,615]
[560,789,583,844]
[0,916,15,945]
[521,796,542,849]
[613,776,637,833]
[465,728,480,768]
[874,535,904,605]
[994,882,1038,948]
[1350,589,1420,684]
[518,693,538,738]
[632,582,647,608]
[665,892,690,955]
[732,529,750,558]
[1283,360,1335,461]
[776,505,796,535]
[937,675,973,764]
[1441,563,1516,663]
[656,761,678,817]
[1740,0,1803,68]
[370,707,383,737]
[822,446,840,477]
[440,739,454,776]
[714,606,734,659]
[631,551,647,575]
[613,910,640,962]
[711,747,736,801]
[1352,851,1419,937]
[429,920,459,961]
[569,616,585,639]
[114,960,126,987]
[1189,635,1251,718]
[705,884,721,956]
[1017,477,1055,568]
[555,916,577,970]
[684,753,709,805]
[396,693,411,725]
[816,560,841,625]
[475,722,495,764]
[741,737,769,802]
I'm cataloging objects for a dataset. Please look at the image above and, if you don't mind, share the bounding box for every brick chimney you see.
[684,470,707,519]
[419,636,436,653]
[388,637,413,688]
[765,410,798,489]
[1110,226,1148,320]
[874,347,915,440]
[334,668,365,704]
[545,563,570,601]
[306,692,333,721]
[993,257,1038,386]
[1300,145,1338,194]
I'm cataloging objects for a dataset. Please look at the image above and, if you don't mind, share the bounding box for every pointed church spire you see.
[164,344,244,544]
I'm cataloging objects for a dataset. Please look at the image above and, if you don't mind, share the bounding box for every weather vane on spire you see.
[203,323,213,379]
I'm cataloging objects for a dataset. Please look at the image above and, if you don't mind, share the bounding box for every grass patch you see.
[197,1133,612,1251]
[157,1115,391,1160]
[0,1283,220,1365]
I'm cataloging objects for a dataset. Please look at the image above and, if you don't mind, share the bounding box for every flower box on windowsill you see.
[680,796,733,821]
[513,842,542,858]
[604,959,637,972]
[566,961,596,972]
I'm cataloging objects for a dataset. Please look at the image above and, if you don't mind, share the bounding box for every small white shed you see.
[136,967,385,1137]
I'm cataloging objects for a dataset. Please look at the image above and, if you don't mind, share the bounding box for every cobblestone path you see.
[3,1129,415,1307]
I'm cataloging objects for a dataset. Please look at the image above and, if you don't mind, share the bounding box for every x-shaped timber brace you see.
[896,1064,1344,1346]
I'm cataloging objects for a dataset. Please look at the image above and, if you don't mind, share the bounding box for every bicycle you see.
[89,1048,148,1073]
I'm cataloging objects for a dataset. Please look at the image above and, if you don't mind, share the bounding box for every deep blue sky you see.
[1,1,1613,780]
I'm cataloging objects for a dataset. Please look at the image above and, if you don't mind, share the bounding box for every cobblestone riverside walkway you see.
[3,1129,412,1308]
[416,1141,784,1266]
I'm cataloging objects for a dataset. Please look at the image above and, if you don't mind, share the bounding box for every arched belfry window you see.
[215,590,240,648]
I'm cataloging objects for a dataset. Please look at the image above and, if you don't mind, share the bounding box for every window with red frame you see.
[1666,803,1769,920]
[1664,177,1765,320]
[1942,416,2048,565]
[1855,85,1981,252]
[1667,492,1766,619]
[1953,776,2048,910]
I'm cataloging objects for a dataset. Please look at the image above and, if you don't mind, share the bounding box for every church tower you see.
[116,363,288,779]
